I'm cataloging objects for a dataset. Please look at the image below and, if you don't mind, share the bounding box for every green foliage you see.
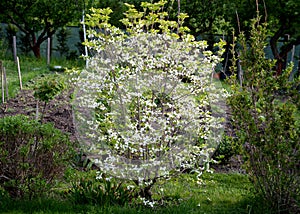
[0,115,74,199]
[228,15,300,213]
[225,0,300,74]
[0,0,84,58]
[33,73,68,122]
[0,186,9,208]
[56,27,71,58]
[213,135,237,164]
[85,0,155,29]
[0,37,8,59]
[180,0,232,35]
[34,73,67,103]
[68,170,134,206]
[92,0,127,28]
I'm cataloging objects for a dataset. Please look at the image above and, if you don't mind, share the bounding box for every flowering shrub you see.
[73,0,227,198]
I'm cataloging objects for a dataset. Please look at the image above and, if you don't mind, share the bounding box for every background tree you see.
[266,0,300,75]
[56,27,70,58]
[0,0,84,58]
[167,0,300,77]
[226,0,300,75]
[87,0,153,28]
[180,0,231,35]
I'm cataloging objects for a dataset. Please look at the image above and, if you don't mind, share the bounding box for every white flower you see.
[73,7,227,181]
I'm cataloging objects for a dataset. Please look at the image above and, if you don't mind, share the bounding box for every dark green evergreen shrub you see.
[19,32,32,55]
[33,74,67,122]
[0,115,74,199]
[5,24,18,55]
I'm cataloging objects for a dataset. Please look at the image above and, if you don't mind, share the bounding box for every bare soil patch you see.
[0,89,76,142]
[0,89,243,173]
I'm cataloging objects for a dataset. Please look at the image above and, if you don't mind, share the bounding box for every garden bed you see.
[0,88,242,173]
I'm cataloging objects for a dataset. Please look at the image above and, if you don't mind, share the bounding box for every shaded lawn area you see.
[0,173,271,214]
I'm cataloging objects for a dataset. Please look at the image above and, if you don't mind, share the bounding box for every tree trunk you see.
[276,60,284,76]
[271,42,297,76]
[269,24,286,76]
[270,24,300,76]
[32,44,41,58]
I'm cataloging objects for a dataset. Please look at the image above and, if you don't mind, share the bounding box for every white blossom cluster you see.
[73,6,228,181]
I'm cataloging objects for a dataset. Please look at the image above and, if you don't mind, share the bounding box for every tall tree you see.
[181,0,229,35]
[165,0,233,50]
[229,0,300,75]
[169,0,300,76]
[0,0,84,58]
[266,0,300,75]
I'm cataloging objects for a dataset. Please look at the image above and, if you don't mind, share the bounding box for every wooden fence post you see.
[17,56,22,90]
[82,11,89,68]
[3,67,9,100]
[47,37,51,65]
[1,60,4,103]
[13,36,17,63]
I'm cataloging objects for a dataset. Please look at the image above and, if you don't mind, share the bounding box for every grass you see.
[0,172,272,214]
[1,57,48,101]
[0,56,84,102]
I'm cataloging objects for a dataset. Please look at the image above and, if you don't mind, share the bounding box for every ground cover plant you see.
[0,115,74,199]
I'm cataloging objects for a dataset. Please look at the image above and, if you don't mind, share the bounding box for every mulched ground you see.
[0,89,243,173]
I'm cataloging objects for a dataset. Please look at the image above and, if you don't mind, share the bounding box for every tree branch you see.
[280,37,300,58]
[270,23,287,60]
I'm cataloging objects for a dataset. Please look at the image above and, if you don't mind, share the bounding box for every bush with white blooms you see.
[73,0,228,189]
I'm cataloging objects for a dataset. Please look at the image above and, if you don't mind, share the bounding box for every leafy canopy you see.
[0,0,84,58]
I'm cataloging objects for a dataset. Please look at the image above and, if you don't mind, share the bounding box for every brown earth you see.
[0,89,243,173]
[0,89,76,142]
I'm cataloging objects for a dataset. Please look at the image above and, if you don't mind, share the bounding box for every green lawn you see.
[0,56,83,102]
[0,172,271,214]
